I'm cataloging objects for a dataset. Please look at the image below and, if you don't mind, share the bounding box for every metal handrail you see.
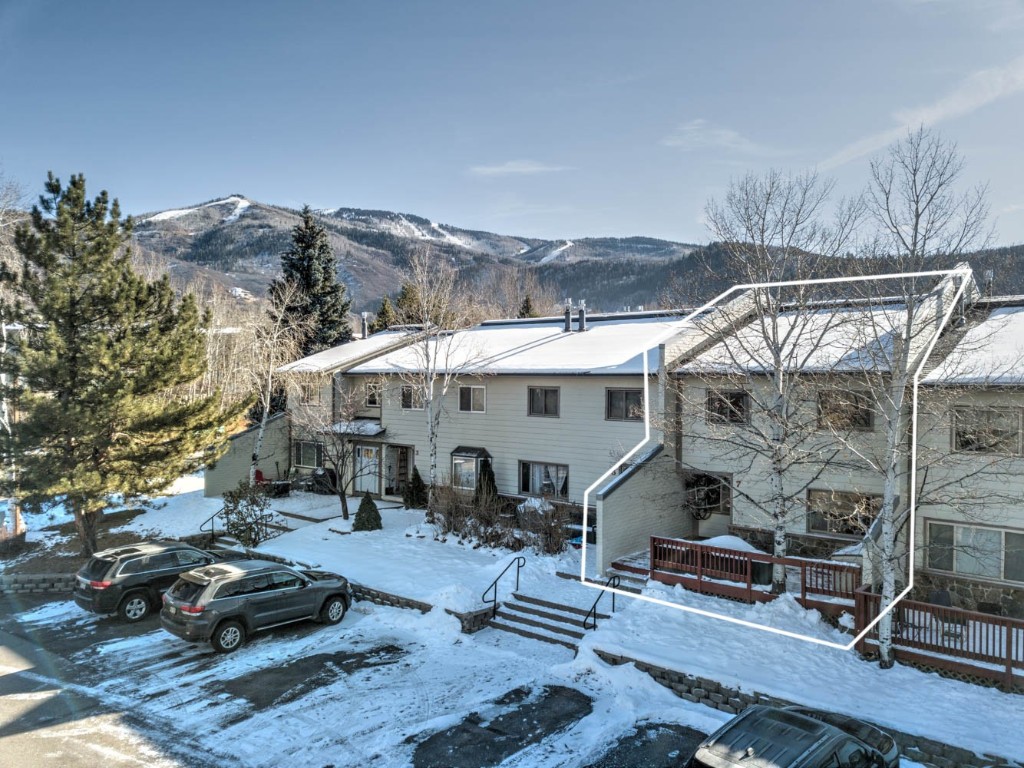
[583,574,621,631]
[481,555,526,618]
[199,506,226,544]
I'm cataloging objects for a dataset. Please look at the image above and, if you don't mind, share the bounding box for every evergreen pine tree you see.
[368,295,398,334]
[394,282,421,323]
[353,491,382,531]
[473,458,498,507]
[268,205,352,357]
[518,295,537,318]
[404,466,428,509]
[3,174,235,554]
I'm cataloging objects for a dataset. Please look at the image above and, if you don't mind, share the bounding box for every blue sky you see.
[2,0,1023,244]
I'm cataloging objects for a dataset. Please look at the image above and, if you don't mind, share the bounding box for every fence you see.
[854,586,1024,692]
[649,536,861,614]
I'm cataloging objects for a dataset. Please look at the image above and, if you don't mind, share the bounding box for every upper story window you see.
[927,521,1024,583]
[459,385,486,413]
[806,489,880,538]
[364,382,381,408]
[953,407,1022,454]
[528,386,559,418]
[818,390,873,431]
[706,390,750,425]
[401,385,424,410]
[606,388,643,421]
[299,381,320,405]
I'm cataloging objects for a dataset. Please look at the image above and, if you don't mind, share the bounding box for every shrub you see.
[404,466,428,509]
[353,491,382,532]
[221,480,272,547]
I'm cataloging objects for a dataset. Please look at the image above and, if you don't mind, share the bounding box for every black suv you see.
[160,560,352,653]
[73,541,246,622]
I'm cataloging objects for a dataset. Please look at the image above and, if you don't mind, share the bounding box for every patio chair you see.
[894,605,926,642]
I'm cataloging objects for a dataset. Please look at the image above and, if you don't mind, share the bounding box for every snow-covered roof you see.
[348,312,698,376]
[923,305,1024,386]
[278,330,417,374]
[675,303,909,376]
[329,418,385,436]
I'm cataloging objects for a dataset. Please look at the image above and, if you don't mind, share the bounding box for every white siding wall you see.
[377,374,656,504]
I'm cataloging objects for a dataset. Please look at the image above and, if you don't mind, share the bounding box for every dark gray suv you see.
[159,560,352,653]
[73,541,246,622]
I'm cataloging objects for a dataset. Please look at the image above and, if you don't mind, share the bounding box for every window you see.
[299,381,320,405]
[953,407,1021,454]
[293,440,323,468]
[519,461,569,499]
[927,521,1024,583]
[364,383,381,408]
[269,571,304,590]
[401,385,424,410]
[706,390,750,424]
[683,473,731,519]
[452,456,478,489]
[818,390,873,431]
[606,388,643,421]
[806,489,880,537]
[528,386,559,417]
[175,550,209,567]
[459,385,486,413]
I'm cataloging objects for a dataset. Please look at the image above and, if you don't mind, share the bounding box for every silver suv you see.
[159,560,352,653]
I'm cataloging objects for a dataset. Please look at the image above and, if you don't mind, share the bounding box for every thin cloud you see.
[821,53,1024,170]
[661,119,779,157]
[999,202,1024,215]
[468,160,570,177]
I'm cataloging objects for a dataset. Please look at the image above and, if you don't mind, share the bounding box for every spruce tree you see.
[368,295,398,334]
[394,282,421,323]
[518,295,537,318]
[404,466,428,509]
[353,491,382,531]
[269,205,352,357]
[3,173,233,554]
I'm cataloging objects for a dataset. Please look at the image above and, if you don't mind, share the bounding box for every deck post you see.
[1006,622,1014,692]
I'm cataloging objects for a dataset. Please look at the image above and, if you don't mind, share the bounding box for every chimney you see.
[361,311,369,339]
[563,299,572,333]
[577,300,587,332]
[984,269,994,297]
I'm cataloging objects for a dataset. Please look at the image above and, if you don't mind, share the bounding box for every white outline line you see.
[579,268,973,651]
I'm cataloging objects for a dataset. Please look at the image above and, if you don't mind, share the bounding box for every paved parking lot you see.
[0,592,712,767]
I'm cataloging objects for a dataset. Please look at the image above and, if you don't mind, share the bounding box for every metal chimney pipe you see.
[577,300,587,332]
[361,311,369,339]
[563,304,572,333]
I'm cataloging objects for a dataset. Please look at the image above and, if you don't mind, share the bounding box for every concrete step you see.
[511,592,607,619]
[276,509,328,524]
[487,620,578,651]
[502,602,590,629]
[495,607,586,640]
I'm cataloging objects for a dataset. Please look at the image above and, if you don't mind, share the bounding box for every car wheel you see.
[212,620,245,653]
[320,596,347,625]
[118,593,151,623]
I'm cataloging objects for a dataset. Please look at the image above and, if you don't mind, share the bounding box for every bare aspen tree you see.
[681,169,862,593]
[856,127,992,667]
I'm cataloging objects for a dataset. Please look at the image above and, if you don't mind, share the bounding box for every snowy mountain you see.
[130,196,700,311]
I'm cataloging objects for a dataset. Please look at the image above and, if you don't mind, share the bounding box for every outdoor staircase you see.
[487,592,609,652]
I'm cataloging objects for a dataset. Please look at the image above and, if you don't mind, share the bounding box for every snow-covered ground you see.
[8,478,1019,763]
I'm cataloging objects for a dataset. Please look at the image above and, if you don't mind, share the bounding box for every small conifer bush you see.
[353,491,382,531]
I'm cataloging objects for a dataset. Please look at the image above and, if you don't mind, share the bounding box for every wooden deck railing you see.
[854,586,1024,691]
[648,536,861,612]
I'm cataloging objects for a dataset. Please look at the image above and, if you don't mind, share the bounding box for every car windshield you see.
[82,557,113,580]
[167,579,205,603]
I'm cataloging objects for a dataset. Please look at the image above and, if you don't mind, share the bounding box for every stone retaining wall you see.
[0,572,75,594]
[593,649,1021,768]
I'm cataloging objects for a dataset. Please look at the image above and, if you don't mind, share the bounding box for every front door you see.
[354,445,380,494]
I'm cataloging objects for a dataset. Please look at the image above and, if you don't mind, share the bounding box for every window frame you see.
[518,460,570,500]
[293,439,324,469]
[527,386,560,418]
[926,520,1024,584]
[451,455,479,490]
[458,385,486,414]
[605,388,644,422]
[401,385,424,411]
[364,382,382,408]
[683,473,732,518]
[706,389,750,425]
[952,406,1022,455]
[298,380,320,405]
[817,390,874,432]
[805,489,881,539]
